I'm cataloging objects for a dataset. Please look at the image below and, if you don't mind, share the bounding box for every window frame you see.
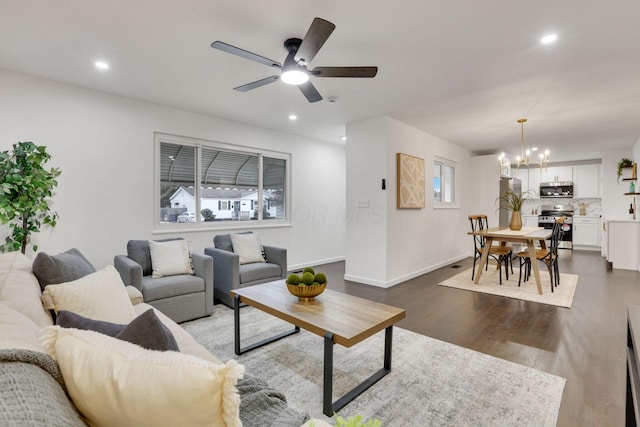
[154,132,291,232]
[433,157,458,209]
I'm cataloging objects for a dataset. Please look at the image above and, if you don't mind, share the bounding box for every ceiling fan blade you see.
[211,41,282,69]
[312,66,378,78]
[294,18,336,63]
[234,76,280,92]
[298,81,323,103]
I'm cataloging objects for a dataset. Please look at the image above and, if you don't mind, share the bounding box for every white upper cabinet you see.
[540,166,573,183]
[574,164,602,198]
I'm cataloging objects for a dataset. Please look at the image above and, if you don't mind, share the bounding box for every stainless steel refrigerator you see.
[498,177,522,227]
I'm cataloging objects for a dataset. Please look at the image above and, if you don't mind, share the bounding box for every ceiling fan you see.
[211,17,378,103]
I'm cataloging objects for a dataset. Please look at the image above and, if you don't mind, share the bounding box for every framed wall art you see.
[397,153,425,209]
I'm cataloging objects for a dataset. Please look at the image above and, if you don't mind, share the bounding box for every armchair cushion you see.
[148,239,193,278]
[239,263,282,284]
[230,233,265,265]
[141,274,204,302]
[32,248,96,291]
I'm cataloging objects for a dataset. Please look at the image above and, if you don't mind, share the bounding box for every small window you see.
[434,158,456,205]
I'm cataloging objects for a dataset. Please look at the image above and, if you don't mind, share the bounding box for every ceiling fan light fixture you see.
[280,69,309,85]
[541,34,557,44]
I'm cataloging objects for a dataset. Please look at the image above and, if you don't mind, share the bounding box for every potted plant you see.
[0,142,61,254]
[617,158,634,183]
[496,190,532,231]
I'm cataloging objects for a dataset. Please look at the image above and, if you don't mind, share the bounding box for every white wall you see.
[345,117,472,287]
[344,117,388,285]
[0,70,346,269]
[602,149,633,221]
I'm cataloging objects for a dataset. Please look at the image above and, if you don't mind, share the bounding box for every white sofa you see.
[0,251,326,426]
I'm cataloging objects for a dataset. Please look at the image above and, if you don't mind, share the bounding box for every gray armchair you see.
[114,239,213,323]
[204,232,287,307]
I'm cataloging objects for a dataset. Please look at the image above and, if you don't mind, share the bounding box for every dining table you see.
[468,226,552,295]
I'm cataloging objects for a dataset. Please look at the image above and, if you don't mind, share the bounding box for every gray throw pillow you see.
[32,248,96,291]
[56,309,179,352]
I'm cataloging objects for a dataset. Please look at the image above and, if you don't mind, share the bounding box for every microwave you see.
[539,182,574,198]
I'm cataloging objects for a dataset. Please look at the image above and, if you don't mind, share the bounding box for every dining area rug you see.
[438,265,578,308]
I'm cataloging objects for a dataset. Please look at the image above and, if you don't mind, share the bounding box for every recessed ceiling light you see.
[94,61,109,70]
[540,34,557,44]
[288,114,297,120]
[341,136,347,141]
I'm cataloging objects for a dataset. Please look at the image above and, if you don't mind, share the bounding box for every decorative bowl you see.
[286,282,326,301]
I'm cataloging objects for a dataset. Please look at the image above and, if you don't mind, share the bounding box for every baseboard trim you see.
[289,256,345,273]
[344,254,470,288]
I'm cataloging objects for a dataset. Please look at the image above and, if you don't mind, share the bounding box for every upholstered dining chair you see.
[515,217,565,292]
[468,214,513,284]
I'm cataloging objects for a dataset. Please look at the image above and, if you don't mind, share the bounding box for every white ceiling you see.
[2,0,639,161]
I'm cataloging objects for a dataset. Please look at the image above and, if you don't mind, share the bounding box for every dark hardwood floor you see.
[314,250,640,427]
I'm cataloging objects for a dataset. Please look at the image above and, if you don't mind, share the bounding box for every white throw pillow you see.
[40,326,244,427]
[41,265,136,324]
[148,239,194,278]
[230,233,266,265]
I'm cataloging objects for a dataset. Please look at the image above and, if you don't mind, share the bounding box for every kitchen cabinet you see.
[540,166,573,183]
[574,164,602,198]
[528,169,541,198]
[573,216,601,248]
[608,220,640,270]
[523,215,539,227]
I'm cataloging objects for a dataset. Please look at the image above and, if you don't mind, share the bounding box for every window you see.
[433,158,456,205]
[156,133,289,227]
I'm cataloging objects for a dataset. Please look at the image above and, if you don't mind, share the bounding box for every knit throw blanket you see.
[0,349,307,427]
[0,349,86,426]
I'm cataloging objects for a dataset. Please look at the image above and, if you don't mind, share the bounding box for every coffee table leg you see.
[322,326,394,416]
[233,294,300,356]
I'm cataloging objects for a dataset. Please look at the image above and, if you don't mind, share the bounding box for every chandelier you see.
[499,118,550,175]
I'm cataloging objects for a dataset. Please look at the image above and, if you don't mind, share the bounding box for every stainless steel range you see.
[538,204,574,249]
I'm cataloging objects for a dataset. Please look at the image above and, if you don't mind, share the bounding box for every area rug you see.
[438,265,578,308]
[182,305,565,426]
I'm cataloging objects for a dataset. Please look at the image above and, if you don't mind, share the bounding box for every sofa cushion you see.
[230,233,266,265]
[40,325,244,427]
[127,238,184,277]
[148,239,193,278]
[56,309,179,352]
[0,252,53,331]
[32,248,96,291]
[239,262,282,284]
[0,303,48,353]
[42,265,136,324]
[141,274,205,302]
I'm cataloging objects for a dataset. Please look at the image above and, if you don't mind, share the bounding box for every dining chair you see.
[515,217,565,292]
[468,214,512,284]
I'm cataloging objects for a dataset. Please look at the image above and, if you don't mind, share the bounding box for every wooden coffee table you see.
[230,280,406,416]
